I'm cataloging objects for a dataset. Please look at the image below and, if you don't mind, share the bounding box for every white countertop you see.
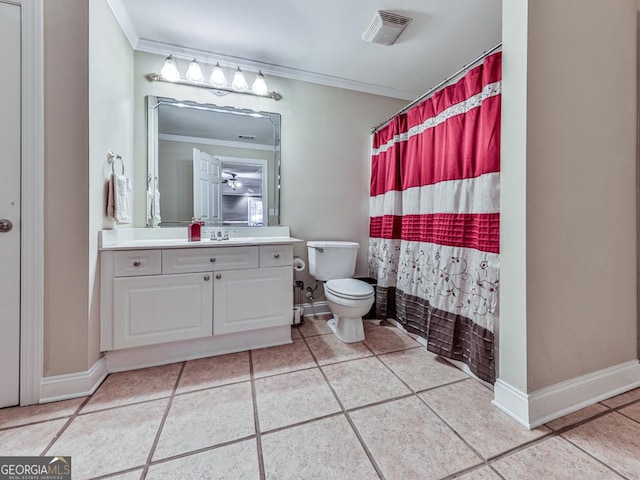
[99,227,302,251]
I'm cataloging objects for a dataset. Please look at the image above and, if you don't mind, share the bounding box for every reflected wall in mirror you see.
[147,95,281,227]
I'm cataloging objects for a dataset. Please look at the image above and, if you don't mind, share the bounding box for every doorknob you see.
[0,219,12,233]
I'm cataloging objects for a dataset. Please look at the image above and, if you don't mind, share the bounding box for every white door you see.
[193,149,221,224]
[0,1,22,408]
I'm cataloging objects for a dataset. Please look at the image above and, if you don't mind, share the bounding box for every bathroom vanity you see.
[99,227,301,370]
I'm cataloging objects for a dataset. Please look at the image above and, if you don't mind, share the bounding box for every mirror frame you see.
[146,95,281,227]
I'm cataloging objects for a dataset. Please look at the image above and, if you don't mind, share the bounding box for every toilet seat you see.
[325,278,374,301]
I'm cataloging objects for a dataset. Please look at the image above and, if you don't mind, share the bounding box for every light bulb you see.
[209,62,227,88]
[252,71,268,95]
[160,55,180,82]
[185,59,204,82]
[232,67,248,91]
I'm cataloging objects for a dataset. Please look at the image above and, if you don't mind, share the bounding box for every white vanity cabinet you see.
[113,272,213,349]
[214,245,293,335]
[100,240,295,356]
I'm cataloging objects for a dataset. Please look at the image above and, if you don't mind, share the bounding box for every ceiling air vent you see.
[362,10,412,46]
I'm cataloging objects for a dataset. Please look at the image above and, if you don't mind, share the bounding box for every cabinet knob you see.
[274,253,280,259]
[210,258,216,263]
[215,273,222,280]
[132,261,141,267]
[204,275,210,281]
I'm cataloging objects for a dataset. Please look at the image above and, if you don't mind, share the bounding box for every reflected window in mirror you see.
[147,96,281,227]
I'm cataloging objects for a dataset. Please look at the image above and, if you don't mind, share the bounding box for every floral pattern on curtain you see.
[368,52,501,383]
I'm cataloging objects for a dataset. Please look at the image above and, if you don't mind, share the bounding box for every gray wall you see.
[500,0,638,392]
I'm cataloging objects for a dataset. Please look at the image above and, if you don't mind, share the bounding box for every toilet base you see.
[327,315,365,343]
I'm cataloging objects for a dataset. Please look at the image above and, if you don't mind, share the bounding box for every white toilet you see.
[307,241,375,343]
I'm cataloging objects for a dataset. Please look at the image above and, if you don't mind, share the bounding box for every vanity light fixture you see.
[232,67,249,91]
[252,71,268,96]
[160,54,180,82]
[146,55,282,101]
[185,58,204,83]
[210,62,227,88]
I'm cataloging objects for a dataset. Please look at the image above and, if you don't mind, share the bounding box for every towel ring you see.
[107,151,125,175]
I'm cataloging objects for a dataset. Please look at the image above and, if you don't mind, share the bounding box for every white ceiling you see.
[110,0,502,100]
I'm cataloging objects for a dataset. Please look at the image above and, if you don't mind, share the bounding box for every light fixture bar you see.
[145,73,282,101]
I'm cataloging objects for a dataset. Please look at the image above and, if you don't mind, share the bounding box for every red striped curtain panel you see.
[369,52,501,383]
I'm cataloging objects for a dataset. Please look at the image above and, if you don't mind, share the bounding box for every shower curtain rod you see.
[371,41,502,133]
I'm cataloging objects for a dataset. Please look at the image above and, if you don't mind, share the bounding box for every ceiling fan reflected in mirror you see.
[222,172,242,190]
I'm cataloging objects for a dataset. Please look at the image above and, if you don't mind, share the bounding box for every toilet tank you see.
[307,241,359,281]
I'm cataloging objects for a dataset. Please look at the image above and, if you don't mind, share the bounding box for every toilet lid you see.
[325,278,374,299]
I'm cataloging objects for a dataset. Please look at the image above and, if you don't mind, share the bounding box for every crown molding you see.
[136,38,417,101]
[105,0,139,49]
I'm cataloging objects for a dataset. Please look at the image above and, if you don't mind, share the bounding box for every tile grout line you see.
[488,464,508,480]
[616,409,640,426]
[555,413,632,480]
[259,411,345,437]
[368,338,472,398]
[414,392,488,462]
[40,396,92,456]
[173,377,251,397]
[455,400,635,479]
[25,320,638,480]
[0,402,90,433]
[362,322,628,479]
[74,394,174,418]
[476,420,628,480]
[88,465,147,480]
[142,434,256,470]
[299,333,387,480]
[265,322,638,479]
[303,319,501,479]
[139,361,186,480]
[558,433,630,479]
[331,323,493,479]
[249,350,266,480]
[359,334,504,478]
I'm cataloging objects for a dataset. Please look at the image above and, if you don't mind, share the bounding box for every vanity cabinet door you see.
[213,267,292,335]
[113,273,213,349]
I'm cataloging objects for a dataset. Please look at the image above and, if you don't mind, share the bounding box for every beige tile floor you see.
[1,318,639,479]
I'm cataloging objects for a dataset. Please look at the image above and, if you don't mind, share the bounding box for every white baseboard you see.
[105,325,291,373]
[492,379,531,428]
[299,301,330,317]
[493,360,640,429]
[39,326,292,402]
[40,356,108,404]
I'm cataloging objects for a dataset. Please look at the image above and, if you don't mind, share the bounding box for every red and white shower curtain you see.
[369,52,501,383]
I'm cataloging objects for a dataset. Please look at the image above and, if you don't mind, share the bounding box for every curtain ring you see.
[107,151,125,175]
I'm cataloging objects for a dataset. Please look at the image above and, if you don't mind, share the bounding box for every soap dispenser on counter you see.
[188,218,204,242]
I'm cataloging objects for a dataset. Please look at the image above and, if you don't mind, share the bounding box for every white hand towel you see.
[107,175,116,219]
[152,187,161,227]
[146,190,153,225]
[107,173,131,224]
[114,174,131,224]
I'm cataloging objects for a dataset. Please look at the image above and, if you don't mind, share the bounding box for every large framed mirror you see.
[146,95,281,227]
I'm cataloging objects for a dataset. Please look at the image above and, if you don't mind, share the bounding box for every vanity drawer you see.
[162,246,259,274]
[259,245,293,267]
[113,250,161,277]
